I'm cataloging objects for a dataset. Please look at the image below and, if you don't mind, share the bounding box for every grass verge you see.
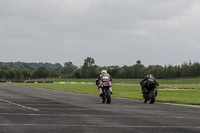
[32,78,200,84]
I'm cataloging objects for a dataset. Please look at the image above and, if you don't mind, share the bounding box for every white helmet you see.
[101,70,107,75]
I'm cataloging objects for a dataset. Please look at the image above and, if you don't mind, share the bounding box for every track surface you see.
[0,84,200,133]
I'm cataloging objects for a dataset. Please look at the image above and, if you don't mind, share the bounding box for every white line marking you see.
[160,102,200,108]
[0,113,156,117]
[0,124,200,128]
[0,113,200,119]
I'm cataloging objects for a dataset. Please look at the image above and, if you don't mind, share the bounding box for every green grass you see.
[32,78,200,84]
[157,89,200,105]
[2,83,200,106]
[158,84,200,89]
[157,78,200,84]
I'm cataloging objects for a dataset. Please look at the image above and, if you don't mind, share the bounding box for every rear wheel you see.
[106,89,111,103]
[143,94,147,103]
[149,90,155,104]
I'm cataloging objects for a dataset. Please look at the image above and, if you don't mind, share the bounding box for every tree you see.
[189,62,200,77]
[50,69,61,78]
[88,65,99,78]
[33,66,50,79]
[54,63,62,68]
[108,66,120,78]
[0,63,11,71]
[22,69,32,80]
[137,60,141,65]
[174,65,181,78]
[181,62,189,77]
[147,65,163,79]
[63,62,77,75]
[22,63,36,70]
[13,69,24,80]
[72,68,82,78]
[166,65,175,78]
[6,70,16,80]
[64,65,77,74]
[0,70,6,80]
[133,61,146,78]
[126,66,135,78]
[64,62,73,67]
[81,57,95,78]
[115,67,126,78]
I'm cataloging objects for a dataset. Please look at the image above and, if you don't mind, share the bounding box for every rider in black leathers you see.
[140,74,159,94]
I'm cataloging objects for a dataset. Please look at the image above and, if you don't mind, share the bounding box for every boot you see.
[110,87,113,94]
[98,88,103,97]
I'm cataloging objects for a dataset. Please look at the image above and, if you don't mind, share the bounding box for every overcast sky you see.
[0,0,200,67]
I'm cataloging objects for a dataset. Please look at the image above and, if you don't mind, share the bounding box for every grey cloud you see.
[0,0,200,66]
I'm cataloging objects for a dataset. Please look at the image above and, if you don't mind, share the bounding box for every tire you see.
[149,90,155,104]
[143,94,147,103]
[106,89,111,103]
[143,98,147,103]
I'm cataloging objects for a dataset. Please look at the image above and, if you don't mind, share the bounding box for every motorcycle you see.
[141,79,158,104]
[98,77,112,104]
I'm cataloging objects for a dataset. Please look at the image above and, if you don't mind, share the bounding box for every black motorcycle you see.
[142,79,158,104]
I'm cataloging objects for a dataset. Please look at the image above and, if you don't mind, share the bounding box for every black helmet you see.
[147,74,154,79]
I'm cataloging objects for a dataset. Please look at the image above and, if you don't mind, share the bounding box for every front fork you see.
[99,86,112,96]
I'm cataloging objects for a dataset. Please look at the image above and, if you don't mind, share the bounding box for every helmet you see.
[101,70,107,75]
[147,74,154,79]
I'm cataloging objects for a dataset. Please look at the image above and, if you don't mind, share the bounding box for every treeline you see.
[4,62,62,70]
[0,58,200,81]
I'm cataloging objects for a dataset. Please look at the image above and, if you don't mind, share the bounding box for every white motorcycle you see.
[98,76,112,103]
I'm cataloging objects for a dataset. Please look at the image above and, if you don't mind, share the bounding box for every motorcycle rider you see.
[96,70,113,96]
[140,74,159,94]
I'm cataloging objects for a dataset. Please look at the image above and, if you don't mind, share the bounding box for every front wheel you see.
[149,90,155,104]
[106,89,111,103]
[143,97,147,103]
[102,95,106,103]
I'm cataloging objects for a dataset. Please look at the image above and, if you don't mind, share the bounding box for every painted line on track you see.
[0,98,39,111]
[53,82,94,84]
[159,102,200,108]
[1,113,200,120]
[0,124,200,128]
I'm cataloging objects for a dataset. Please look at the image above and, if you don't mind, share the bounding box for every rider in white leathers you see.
[96,70,113,96]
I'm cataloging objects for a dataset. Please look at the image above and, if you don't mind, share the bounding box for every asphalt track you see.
[0,84,200,133]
